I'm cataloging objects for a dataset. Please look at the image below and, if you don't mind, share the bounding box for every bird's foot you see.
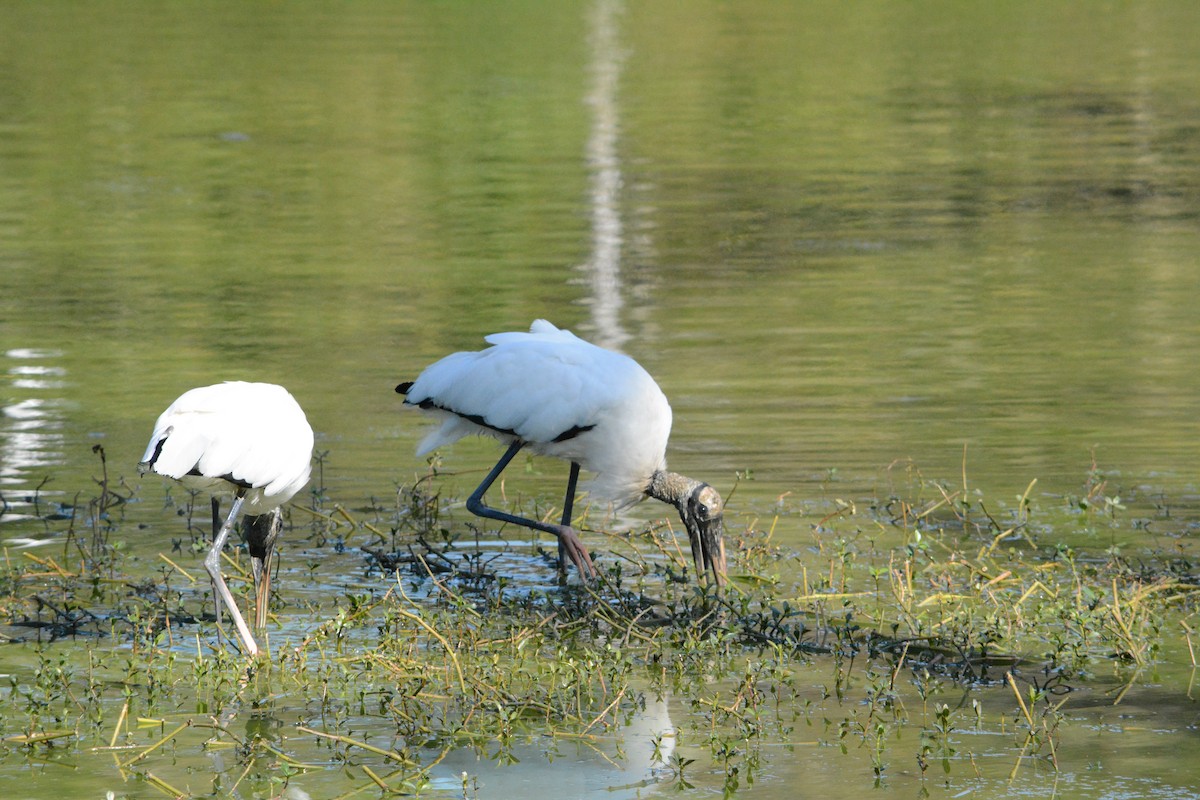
[549,524,596,581]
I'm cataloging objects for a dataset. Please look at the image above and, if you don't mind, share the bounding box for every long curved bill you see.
[690,514,727,588]
[253,557,273,631]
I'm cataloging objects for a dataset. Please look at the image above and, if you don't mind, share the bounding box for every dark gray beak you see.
[683,484,727,587]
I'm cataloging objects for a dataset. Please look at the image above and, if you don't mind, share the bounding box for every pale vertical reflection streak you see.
[581,0,628,350]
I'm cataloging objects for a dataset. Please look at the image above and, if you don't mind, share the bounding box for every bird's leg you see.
[557,462,581,584]
[204,492,259,657]
[466,441,597,580]
[210,497,225,643]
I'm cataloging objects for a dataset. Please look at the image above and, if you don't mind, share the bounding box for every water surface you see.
[4,1,1200,797]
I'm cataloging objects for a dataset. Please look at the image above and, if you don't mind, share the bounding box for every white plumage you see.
[140,381,314,656]
[410,319,672,505]
[141,382,313,512]
[398,320,726,585]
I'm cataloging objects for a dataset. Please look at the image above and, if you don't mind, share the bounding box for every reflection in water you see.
[5,3,1200,795]
[0,349,67,526]
[579,0,628,351]
[429,695,675,798]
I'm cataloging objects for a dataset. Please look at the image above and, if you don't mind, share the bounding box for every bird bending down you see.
[139,382,314,656]
[396,320,726,586]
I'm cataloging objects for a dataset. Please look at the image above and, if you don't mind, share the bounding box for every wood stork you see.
[396,320,726,586]
[139,382,314,656]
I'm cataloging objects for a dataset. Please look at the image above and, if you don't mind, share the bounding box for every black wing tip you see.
[395,381,413,395]
[551,423,596,443]
[142,436,168,473]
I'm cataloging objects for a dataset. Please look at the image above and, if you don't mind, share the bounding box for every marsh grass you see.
[1,450,1199,797]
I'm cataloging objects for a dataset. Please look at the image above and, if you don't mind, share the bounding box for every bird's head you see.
[682,482,727,587]
[648,471,727,587]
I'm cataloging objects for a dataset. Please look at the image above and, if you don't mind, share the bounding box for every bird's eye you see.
[690,485,723,521]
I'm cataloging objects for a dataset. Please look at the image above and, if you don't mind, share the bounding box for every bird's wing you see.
[141,386,232,480]
[405,326,625,450]
[141,416,209,480]
[141,383,313,502]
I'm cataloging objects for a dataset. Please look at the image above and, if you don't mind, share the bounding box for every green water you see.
[4,1,1200,797]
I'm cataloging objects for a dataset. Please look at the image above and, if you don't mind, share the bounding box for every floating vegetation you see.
[1,449,1199,797]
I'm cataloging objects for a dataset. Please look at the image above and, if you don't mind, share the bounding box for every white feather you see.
[141,382,314,514]
[403,320,672,506]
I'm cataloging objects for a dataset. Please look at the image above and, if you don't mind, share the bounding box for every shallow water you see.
[4,1,1200,797]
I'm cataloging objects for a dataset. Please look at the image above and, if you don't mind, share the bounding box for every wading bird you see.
[139,382,314,656]
[396,320,726,585]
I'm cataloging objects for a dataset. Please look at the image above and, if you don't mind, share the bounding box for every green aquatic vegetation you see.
[1,455,1199,796]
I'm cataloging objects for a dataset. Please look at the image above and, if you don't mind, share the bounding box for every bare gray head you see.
[646,470,727,586]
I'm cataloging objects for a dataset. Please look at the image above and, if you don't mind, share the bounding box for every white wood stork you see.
[396,320,726,586]
[139,381,314,656]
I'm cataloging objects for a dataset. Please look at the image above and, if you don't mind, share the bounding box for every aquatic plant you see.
[1,452,1198,796]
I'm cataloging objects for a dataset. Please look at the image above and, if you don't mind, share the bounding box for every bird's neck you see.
[243,510,282,560]
[646,470,703,511]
